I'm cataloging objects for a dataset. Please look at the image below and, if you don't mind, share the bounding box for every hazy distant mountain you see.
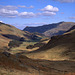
[23,22,64,33]
[23,22,75,37]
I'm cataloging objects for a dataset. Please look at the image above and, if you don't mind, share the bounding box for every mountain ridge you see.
[23,21,64,33]
[23,22,75,37]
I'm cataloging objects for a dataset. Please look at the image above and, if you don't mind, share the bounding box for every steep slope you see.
[23,22,75,37]
[25,29,75,60]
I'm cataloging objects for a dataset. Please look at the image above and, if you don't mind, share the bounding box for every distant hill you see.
[23,22,63,33]
[23,22,75,37]
[44,22,75,36]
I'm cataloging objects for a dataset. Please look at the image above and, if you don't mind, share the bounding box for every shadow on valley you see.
[24,34,42,42]
[2,34,21,40]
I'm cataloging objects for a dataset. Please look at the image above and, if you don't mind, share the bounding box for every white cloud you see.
[19,12,36,18]
[42,11,56,16]
[0,5,58,18]
[0,8,18,18]
[0,5,19,18]
[0,5,34,18]
[69,17,75,19]
[1,5,18,10]
[38,5,58,16]
[40,5,59,12]
[53,0,75,3]
[19,11,56,18]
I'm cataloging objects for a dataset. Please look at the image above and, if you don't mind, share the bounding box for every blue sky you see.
[0,0,75,29]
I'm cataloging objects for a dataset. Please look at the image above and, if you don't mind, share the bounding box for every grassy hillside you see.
[0,22,28,49]
[25,29,75,60]
[0,22,45,50]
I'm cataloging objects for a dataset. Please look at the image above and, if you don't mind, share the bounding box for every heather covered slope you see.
[23,22,75,37]
[25,29,75,60]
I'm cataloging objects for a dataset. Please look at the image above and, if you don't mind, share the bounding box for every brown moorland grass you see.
[25,29,75,61]
[0,52,75,75]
